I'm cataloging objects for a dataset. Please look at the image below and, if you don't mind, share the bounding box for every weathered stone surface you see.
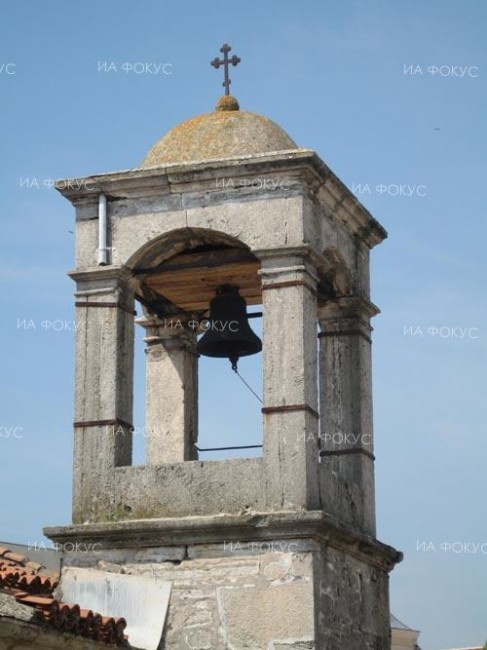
[138,316,198,464]
[71,268,134,523]
[220,583,314,649]
[187,538,317,560]
[49,538,392,649]
[318,297,378,535]
[45,510,401,569]
[0,593,34,623]
[121,545,314,649]
[113,457,264,520]
[260,254,321,512]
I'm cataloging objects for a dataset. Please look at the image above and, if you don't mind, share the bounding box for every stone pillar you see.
[70,267,134,523]
[318,296,378,535]
[259,250,320,511]
[138,315,198,464]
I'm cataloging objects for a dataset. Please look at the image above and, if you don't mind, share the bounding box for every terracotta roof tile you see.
[0,560,58,594]
[0,552,128,645]
[3,551,27,563]
[21,597,128,643]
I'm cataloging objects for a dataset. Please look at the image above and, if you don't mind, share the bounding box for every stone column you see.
[70,267,134,523]
[137,315,198,464]
[318,296,378,536]
[259,250,320,511]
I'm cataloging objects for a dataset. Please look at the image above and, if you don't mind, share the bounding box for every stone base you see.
[45,511,400,650]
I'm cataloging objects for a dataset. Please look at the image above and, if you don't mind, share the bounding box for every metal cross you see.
[210,43,241,96]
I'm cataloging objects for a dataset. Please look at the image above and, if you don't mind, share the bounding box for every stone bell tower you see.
[46,46,401,650]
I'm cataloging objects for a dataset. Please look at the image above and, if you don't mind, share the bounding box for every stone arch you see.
[126,227,261,318]
[126,227,252,272]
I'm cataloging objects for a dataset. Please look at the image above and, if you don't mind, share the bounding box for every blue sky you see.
[1,1,486,648]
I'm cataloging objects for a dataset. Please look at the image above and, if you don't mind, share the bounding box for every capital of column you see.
[257,249,320,295]
[318,296,380,320]
[318,296,379,320]
[318,296,379,343]
[69,265,133,291]
[71,266,135,313]
[136,314,197,352]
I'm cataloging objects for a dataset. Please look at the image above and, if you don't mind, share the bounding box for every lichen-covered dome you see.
[139,96,299,168]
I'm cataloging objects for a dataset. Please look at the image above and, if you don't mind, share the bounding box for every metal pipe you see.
[97,193,108,265]
[195,444,262,452]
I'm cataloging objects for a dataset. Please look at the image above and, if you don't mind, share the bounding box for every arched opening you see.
[127,228,263,463]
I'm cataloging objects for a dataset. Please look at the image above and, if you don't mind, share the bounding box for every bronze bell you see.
[197,284,262,369]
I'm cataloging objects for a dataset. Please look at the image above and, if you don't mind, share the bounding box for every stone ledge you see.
[44,510,402,572]
[54,149,386,248]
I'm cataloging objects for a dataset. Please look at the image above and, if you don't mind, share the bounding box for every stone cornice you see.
[56,150,387,249]
[44,510,402,572]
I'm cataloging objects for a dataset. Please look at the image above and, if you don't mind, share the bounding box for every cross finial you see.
[210,43,241,96]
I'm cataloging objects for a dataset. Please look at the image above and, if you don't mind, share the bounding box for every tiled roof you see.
[0,546,128,645]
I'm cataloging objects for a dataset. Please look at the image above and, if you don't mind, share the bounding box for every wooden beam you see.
[134,248,256,276]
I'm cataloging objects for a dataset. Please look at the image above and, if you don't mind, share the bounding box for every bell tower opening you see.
[198,290,263,460]
[131,231,263,464]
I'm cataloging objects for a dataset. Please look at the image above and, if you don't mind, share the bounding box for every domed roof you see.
[139,96,299,168]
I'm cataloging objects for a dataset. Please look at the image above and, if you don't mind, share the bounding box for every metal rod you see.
[196,444,262,452]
